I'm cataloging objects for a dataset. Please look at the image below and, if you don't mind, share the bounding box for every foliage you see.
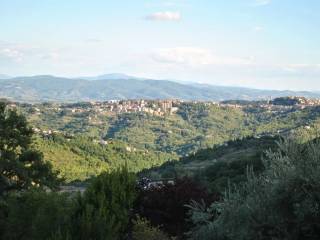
[16,100,320,183]
[0,102,58,196]
[0,168,137,240]
[64,168,137,240]
[142,136,277,192]
[4,99,320,239]
[35,134,174,182]
[0,190,72,240]
[201,155,264,193]
[135,177,218,239]
[187,138,320,240]
[132,215,171,240]
[272,97,304,106]
[35,136,109,182]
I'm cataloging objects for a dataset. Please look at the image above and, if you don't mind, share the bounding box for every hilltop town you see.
[3,96,319,140]
[7,96,320,117]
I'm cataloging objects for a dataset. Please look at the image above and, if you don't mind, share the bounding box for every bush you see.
[203,154,265,193]
[66,168,137,240]
[0,190,72,240]
[0,168,137,240]
[187,138,320,240]
[136,177,218,239]
[132,215,171,240]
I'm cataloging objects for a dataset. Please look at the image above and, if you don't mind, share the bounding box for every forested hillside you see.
[7,99,318,182]
[141,136,278,180]
[35,135,175,182]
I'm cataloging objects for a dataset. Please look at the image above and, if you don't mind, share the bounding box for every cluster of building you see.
[7,97,320,119]
[34,99,182,117]
[86,99,180,116]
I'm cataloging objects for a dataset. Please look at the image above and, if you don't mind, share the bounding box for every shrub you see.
[136,177,218,239]
[187,138,320,240]
[0,168,137,240]
[67,168,137,240]
[132,215,171,240]
[1,190,72,240]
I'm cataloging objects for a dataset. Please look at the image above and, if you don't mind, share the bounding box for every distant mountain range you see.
[0,74,11,80]
[0,74,319,102]
[79,73,144,81]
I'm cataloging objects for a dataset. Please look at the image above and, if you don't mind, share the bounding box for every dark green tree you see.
[1,190,72,240]
[135,177,218,239]
[0,102,57,196]
[67,167,137,240]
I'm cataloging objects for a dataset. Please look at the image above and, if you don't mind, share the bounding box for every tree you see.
[136,177,218,239]
[1,190,72,240]
[187,138,320,240]
[0,102,57,196]
[132,215,171,240]
[1,168,137,240]
[67,168,137,240]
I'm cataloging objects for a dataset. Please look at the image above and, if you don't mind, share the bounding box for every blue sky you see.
[1,0,320,90]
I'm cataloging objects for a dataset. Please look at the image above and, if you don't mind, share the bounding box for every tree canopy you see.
[0,102,57,196]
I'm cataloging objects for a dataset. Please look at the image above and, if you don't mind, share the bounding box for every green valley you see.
[4,97,319,182]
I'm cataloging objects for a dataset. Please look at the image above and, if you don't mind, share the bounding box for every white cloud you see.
[0,47,24,62]
[151,47,254,67]
[254,0,271,6]
[0,42,62,63]
[146,11,181,21]
[253,26,264,31]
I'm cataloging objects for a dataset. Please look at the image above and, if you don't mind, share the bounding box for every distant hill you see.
[1,74,320,102]
[142,136,278,179]
[140,136,281,193]
[80,73,143,81]
[0,74,11,79]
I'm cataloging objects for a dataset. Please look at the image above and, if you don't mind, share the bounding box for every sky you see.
[0,0,320,90]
